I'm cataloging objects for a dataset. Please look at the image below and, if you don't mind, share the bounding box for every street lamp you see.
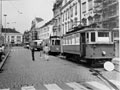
[4,14,7,44]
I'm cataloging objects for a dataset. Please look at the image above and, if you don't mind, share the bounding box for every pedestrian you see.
[30,44,35,61]
[39,43,43,57]
[43,44,50,61]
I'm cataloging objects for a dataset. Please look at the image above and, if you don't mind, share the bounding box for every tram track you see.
[89,68,119,90]
[57,54,119,90]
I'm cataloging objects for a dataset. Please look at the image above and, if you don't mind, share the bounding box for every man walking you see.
[39,43,43,57]
[31,47,35,61]
[30,43,35,61]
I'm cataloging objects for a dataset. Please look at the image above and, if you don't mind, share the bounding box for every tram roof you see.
[79,28,111,32]
[64,28,112,37]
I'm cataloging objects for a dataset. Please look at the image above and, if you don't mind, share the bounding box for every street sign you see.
[104,61,115,71]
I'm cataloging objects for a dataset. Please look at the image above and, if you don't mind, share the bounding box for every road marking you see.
[66,82,89,90]
[21,86,36,90]
[44,84,63,90]
[86,81,111,90]
[110,80,120,89]
[0,89,9,90]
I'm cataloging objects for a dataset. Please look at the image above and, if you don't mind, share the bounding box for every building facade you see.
[30,17,44,42]
[101,0,119,28]
[1,28,22,45]
[37,19,53,44]
[23,30,30,43]
[52,0,63,36]
[81,0,102,27]
[81,0,119,28]
[61,0,81,35]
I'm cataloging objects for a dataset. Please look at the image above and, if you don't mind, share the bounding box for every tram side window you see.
[98,32,109,37]
[91,32,95,42]
[72,34,75,45]
[86,32,89,42]
[55,40,60,45]
[98,32,109,42]
[75,33,80,45]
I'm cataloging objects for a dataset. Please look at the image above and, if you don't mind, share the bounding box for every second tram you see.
[49,36,61,55]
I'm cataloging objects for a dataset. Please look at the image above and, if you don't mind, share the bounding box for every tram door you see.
[80,33,86,57]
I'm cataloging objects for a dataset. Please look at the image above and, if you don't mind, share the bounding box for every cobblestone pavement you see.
[0,47,119,90]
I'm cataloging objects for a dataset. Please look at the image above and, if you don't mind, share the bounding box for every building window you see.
[69,6,71,18]
[70,19,73,29]
[68,21,70,31]
[88,0,93,11]
[75,3,77,15]
[65,0,67,4]
[11,36,14,38]
[63,12,64,22]
[71,5,73,17]
[82,2,86,13]
[74,17,78,27]
[65,23,67,33]
[68,8,70,19]
[109,3,117,17]
[66,10,67,20]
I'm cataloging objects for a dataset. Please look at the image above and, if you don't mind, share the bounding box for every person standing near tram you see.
[43,44,50,61]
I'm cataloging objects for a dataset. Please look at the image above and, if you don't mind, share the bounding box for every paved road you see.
[0,47,119,90]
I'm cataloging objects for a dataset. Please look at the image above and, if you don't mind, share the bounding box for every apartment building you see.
[61,0,81,35]
[81,0,99,27]
[81,0,119,28]
[52,0,63,36]
[30,17,44,41]
[101,0,119,28]
[37,20,53,44]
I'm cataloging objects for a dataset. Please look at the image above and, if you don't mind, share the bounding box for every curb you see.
[0,49,11,70]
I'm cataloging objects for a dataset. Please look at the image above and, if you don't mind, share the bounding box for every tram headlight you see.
[102,51,106,56]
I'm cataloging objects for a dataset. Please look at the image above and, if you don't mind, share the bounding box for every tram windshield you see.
[55,40,60,45]
[51,40,60,45]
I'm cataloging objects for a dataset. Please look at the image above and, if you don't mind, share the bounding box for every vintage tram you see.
[49,36,61,55]
[62,28,115,65]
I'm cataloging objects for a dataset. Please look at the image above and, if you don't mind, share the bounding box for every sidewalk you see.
[112,57,120,72]
[0,49,11,70]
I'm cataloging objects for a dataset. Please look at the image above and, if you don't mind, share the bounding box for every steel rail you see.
[90,68,119,90]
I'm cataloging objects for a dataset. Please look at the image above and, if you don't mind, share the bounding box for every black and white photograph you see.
[0,0,119,90]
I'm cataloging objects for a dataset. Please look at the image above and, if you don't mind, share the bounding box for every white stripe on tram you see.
[0,89,10,90]
[21,86,36,90]
[86,81,111,90]
[44,84,63,90]
[66,82,89,90]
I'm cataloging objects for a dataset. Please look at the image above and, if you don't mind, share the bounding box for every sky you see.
[2,0,55,33]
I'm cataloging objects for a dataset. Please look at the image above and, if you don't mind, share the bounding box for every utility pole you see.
[0,0,2,34]
[4,14,7,44]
